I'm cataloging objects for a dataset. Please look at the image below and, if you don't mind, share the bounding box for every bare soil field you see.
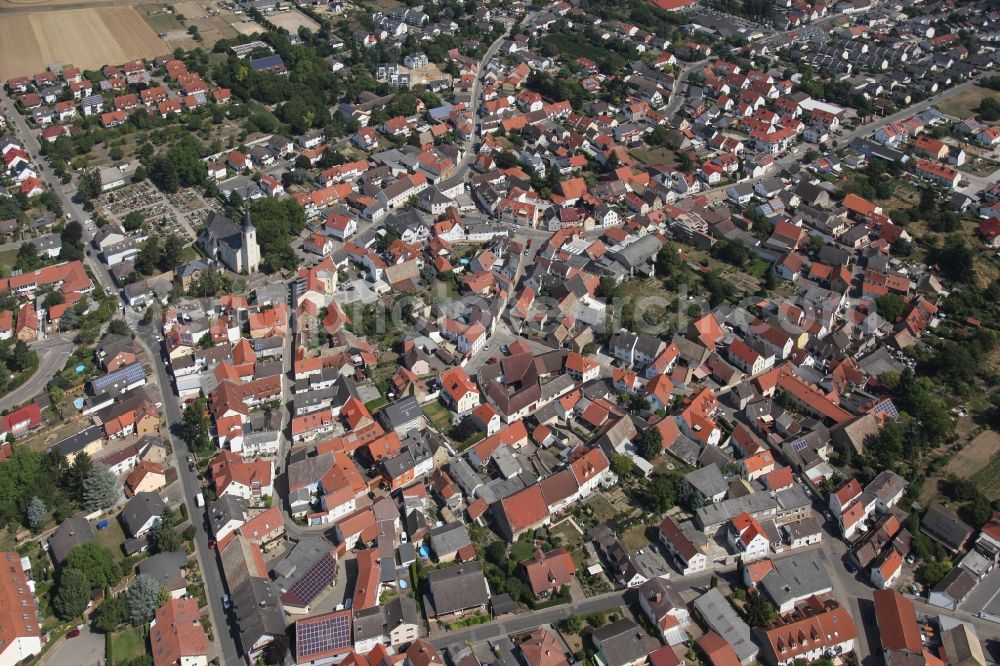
[267,8,319,32]
[160,14,237,48]
[0,7,167,79]
[228,14,262,35]
[173,0,204,17]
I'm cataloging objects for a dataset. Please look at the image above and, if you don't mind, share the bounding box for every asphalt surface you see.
[0,335,72,411]
[0,88,242,664]
[138,321,243,665]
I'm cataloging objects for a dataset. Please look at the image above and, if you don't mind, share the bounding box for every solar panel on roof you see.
[297,612,351,658]
[91,362,144,392]
[283,553,337,607]
[873,399,899,420]
[793,440,807,452]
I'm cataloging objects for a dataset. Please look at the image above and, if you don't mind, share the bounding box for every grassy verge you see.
[110,625,146,665]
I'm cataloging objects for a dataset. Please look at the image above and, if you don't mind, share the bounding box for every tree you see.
[561,614,583,633]
[149,156,180,193]
[586,612,606,628]
[15,242,41,272]
[929,235,975,283]
[82,463,119,511]
[94,594,128,632]
[745,590,777,626]
[636,428,663,461]
[875,294,905,323]
[107,319,131,336]
[637,473,679,513]
[151,521,182,554]
[8,340,35,373]
[711,239,751,266]
[263,635,289,665]
[917,560,952,587]
[611,453,636,479]
[122,211,145,232]
[62,220,83,245]
[54,568,91,619]
[77,170,102,202]
[65,542,122,589]
[126,574,164,624]
[26,496,46,530]
[655,243,681,279]
[136,235,162,276]
[181,397,212,455]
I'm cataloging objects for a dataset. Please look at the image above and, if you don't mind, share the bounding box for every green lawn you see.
[621,524,651,550]
[455,431,486,453]
[510,538,535,562]
[422,401,453,433]
[552,522,584,552]
[629,146,679,166]
[0,247,18,270]
[111,625,146,665]
[94,518,127,560]
[365,397,388,412]
[581,495,617,525]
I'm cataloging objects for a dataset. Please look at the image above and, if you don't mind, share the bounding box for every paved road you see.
[137,321,243,664]
[428,544,847,650]
[39,623,104,666]
[1,89,241,663]
[0,335,72,411]
[813,494,1000,663]
[664,58,710,123]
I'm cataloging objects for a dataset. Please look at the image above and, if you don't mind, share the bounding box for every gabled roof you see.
[520,547,576,595]
[873,589,921,654]
[500,484,550,534]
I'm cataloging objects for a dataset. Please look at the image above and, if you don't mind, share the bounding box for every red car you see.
[67,629,81,638]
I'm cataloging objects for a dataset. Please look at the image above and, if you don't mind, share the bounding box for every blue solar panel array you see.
[284,553,337,607]
[297,610,351,658]
[91,362,145,393]
[872,399,899,420]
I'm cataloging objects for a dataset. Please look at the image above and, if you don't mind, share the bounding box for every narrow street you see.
[135,320,244,665]
[1,88,242,664]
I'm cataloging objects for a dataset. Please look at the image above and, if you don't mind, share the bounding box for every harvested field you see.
[229,16,262,35]
[0,8,167,80]
[174,1,205,17]
[924,429,1000,503]
[266,8,319,32]
[946,430,1000,478]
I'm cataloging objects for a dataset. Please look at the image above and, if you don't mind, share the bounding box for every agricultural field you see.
[938,85,1000,125]
[140,2,240,48]
[266,8,319,33]
[0,8,167,80]
[228,14,263,35]
[962,431,1000,500]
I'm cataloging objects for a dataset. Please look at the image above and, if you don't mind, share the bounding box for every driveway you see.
[40,624,103,666]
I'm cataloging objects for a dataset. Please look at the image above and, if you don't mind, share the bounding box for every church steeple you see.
[239,197,260,274]
[242,198,254,232]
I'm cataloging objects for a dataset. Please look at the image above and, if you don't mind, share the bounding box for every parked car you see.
[222,594,231,609]
[67,629,81,638]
